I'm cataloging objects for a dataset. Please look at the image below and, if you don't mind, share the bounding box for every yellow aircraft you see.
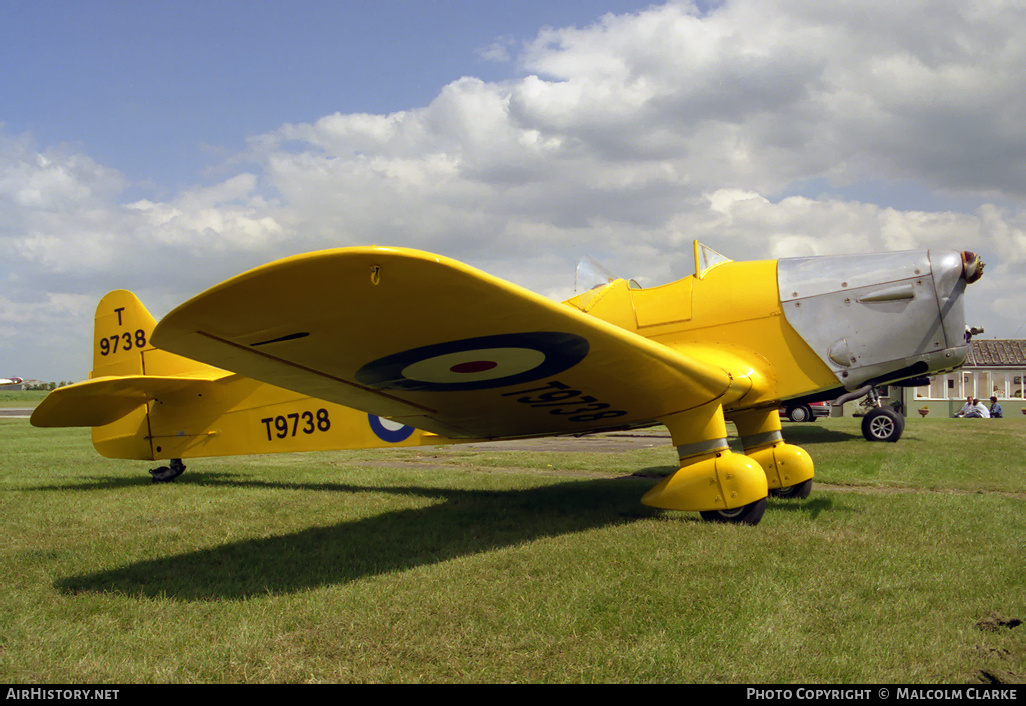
[31,242,984,525]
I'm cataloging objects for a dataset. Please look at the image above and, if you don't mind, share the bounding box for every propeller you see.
[961,251,985,284]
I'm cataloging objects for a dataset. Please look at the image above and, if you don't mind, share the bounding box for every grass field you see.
[0,390,47,408]
[1,398,1023,683]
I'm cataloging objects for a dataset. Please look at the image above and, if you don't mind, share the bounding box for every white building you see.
[911,339,1026,417]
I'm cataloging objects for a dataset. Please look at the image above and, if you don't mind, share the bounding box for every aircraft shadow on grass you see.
[774,425,862,445]
[55,473,668,601]
[52,470,835,601]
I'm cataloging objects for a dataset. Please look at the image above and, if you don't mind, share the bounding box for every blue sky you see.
[2,1,1025,380]
[3,1,665,191]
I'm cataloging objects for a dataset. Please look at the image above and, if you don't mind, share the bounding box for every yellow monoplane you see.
[31,242,984,525]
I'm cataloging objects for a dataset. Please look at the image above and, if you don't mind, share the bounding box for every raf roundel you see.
[355,332,590,392]
[368,414,416,443]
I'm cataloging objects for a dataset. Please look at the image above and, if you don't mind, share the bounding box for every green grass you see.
[0,416,1023,683]
[0,390,47,408]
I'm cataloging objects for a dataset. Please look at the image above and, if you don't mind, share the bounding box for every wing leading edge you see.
[151,247,736,439]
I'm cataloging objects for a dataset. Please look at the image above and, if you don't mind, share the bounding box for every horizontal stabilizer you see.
[30,375,220,428]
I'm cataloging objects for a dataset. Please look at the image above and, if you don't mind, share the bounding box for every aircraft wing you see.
[151,247,734,439]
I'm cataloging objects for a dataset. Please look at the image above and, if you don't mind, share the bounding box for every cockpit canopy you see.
[693,242,732,279]
[574,241,732,297]
[574,255,619,295]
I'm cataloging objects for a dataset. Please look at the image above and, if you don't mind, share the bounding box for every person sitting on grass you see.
[989,396,1004,418]
[966,398,990,418]
[955,396,990,418]
[954,396,974,418]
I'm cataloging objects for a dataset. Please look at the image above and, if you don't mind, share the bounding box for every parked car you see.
[780,401,830,422]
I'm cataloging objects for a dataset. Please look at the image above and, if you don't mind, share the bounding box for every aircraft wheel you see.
[861,408,904,442]
[769,479,813,500]
[700,498,767,526]
[149,458,187,483]
[787,404,813,422]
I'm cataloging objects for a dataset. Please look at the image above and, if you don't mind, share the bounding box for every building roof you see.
[966,339,1026,367]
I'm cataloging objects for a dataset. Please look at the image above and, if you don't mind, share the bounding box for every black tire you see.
[861,407,904,442]
[786,404,814,422]
[769,478,813,499]
[148,458,186,483]
[700,498,767,526]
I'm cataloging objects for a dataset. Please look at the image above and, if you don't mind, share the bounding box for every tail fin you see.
[90,291,225,458]
[30,291,224,460]
[91,290,154,377]
[92,290,216,379]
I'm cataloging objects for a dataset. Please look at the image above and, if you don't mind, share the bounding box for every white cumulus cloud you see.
[4,0,1026,379]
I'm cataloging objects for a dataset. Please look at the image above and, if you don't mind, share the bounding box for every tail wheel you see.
[861,407,905,442]
[149,458,186,483]
[700,498,767,526]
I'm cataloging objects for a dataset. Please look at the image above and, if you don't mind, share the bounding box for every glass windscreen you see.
[575,255,619,294]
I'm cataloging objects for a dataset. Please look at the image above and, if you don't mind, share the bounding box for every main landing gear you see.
[149,458,186,483]
[700,498,767,525]
[768,477,813,499]
[641,405,815,526]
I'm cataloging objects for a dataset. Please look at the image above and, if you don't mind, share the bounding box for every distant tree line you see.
[24,382,73,391]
